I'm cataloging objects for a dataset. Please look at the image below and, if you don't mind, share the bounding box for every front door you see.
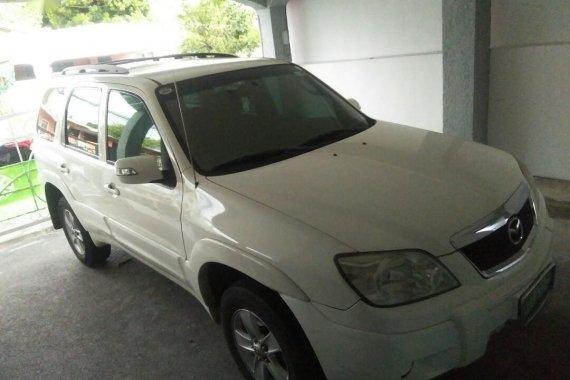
[98,87,186,281]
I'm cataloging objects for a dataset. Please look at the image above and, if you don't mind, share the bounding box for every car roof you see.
[128,57,284,83]
[55,57,286,86]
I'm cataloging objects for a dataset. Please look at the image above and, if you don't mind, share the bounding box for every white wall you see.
[488,0,570,180]
[287,0,443,132]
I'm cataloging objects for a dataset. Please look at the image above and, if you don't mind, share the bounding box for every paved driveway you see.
[0,232,240,380]
[1,220,569,379]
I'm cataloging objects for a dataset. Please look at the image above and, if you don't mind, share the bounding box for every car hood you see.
[207,122,524,255]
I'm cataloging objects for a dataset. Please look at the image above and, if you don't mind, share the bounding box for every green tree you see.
[180,0,260,56]
[43,0,150,28]
[0,0,43,29]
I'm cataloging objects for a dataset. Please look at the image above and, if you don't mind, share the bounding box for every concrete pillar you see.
[237,0,291,61]
[442,0,490,143]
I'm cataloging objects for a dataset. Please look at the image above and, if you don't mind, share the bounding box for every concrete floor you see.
[0,232,241,379]
[1,219,569,379]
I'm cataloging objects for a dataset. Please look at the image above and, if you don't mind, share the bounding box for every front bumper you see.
[282,218,554,380]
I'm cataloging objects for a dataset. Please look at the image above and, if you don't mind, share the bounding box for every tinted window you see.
[106,90,161,163]
[157,64,373,175]
[37,88,66,142]
[65,88,101,155]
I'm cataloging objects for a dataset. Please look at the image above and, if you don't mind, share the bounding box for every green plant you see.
[180,0,260,57]
[43,0,150,28]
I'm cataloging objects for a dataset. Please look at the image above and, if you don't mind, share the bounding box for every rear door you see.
[97,86,186,281]
[55,85,111,237]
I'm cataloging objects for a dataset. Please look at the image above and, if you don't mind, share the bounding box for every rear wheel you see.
[58,198,110,266]
[221,280,325,380]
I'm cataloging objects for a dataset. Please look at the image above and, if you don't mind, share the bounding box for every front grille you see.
[460,200,534,272]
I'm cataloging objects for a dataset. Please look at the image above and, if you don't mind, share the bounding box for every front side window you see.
[157,64,374,175]
[106,90,175,186]
[106,90,161,163]
[65,87,101,156]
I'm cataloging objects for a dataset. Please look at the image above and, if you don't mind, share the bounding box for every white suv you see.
[34,55,555,380]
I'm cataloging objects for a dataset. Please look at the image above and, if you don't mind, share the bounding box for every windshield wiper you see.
[207,130,364,175]
[208,147,311,174]
[300,129,362,147]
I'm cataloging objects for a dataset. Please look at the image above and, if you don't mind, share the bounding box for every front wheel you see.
[58,198,110,266]
[221,280,325,380]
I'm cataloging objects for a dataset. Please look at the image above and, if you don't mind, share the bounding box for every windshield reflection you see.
[157,64,374,175]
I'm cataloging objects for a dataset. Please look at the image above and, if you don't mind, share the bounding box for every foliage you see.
[43,0,150,28]
[0,74,11,116]
[107,124,123,139]
[142,136,160,151]
[180,0,260,57]
[0,94,11,116]
[107,124,160,152]
[0,0,43,29]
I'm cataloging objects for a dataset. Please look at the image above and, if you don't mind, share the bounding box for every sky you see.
[0,0,260,115]
[0,0,206,115]
[1,0,208,76]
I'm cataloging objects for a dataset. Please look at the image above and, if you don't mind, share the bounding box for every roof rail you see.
[59,53,237,75]
[61,64,129,75]
[109,53,237,65]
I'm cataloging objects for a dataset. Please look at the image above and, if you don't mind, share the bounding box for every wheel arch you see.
[185,239,309,323]
[198,263,250,323]
[45,182,65,229]
[218,270,327,380]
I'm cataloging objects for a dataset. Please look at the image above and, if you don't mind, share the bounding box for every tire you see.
[221,280,325,380]
[58,197,110,267]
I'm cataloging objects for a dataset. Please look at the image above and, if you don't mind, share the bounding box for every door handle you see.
[104,183,120,197]
[59,163,70,174]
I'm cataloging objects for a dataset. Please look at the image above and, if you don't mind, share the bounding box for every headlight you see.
[336,250,460,307]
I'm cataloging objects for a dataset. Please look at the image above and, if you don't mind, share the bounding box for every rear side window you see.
[65,87,101,156]
[37,88,66,142]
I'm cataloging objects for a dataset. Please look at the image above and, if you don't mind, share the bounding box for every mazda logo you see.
[507,216,524,245]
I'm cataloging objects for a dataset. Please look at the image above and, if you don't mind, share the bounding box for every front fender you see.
[183,238,310,305]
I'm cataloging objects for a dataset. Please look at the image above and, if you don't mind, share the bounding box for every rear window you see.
[37,88,67,142]
[65,87,101,156]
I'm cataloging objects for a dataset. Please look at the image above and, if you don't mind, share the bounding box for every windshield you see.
[157,64,374,175]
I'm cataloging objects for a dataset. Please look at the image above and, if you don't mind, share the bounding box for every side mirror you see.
[115,156,163,185]
[348,98,361,110]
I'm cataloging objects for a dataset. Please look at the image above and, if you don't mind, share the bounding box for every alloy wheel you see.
[63,209,85,256]
[231,309,289,380]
